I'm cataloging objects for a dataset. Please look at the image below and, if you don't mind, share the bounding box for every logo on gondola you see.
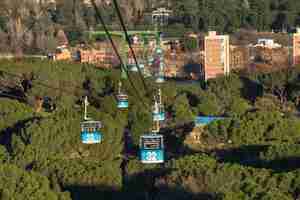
[82,133,100,143]
[146,152,157,161]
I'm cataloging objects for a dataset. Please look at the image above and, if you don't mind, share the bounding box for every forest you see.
[1,0,300,55]
[1,58,300,199]
[1,0,300,199]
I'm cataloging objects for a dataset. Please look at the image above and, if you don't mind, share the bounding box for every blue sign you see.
[81,131,102,144]
[118,100,129,109]
[140,149,164,164]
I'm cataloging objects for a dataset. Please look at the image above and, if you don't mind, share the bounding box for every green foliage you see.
[10,107,123,167]
[229,110,300,145]
[0,145,9,163]
[162,154,298,200]
[0,98,34,132]
[0,16,7,32]
[36,158,122,190]
[197,92,221,116]
[204,119,233,143]
[3,59,300,199]
[173,94,195,125]
[226,97,251,117]
[0,164,71,200]
[184,37,198,51]
[129,104,152,146]
[260,144,300,161]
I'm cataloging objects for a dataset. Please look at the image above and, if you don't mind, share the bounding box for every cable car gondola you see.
[140,134,164,164]
[140,103,165,164]
[152,89,165,122]
[117,81,129,109]
[140,121,164,164]
[153,101,165,121]
[80,121,102,144]
[155,46,165,83]
[80,96,102,144]
[156,72,165,83]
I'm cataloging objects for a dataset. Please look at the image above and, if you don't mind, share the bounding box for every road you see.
[0,54,47,59]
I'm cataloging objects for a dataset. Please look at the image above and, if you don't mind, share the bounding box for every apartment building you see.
[293,28,300,66]
[204,31,230,80]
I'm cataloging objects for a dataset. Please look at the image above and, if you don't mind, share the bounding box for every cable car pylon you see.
[80,96,102,144]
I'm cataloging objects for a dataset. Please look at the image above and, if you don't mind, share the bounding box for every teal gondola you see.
[140,134,164,164]
[117,94,129,109]
[81,96,103,144]
[152,89,165,121]
[80,121,102,144]
[117,81,129,109]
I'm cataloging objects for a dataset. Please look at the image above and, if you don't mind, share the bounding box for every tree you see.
[173,94,194,125]
[0,164,71,199]
[56,29,69,46]
[226,97,251,117]
[197,92,221,116]
[0,0,51,56]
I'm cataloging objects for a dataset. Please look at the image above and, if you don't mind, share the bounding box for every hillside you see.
[1,59,300,199]
[1,0,300,55]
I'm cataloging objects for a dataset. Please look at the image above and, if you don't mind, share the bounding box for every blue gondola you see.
[81,96,103,144]
[155,75,165,83]
[80,121,102,144]
[155,47,165,83]
[155,47,163,55]
[117,94,129,109]
[117,82,129,109]
[140,134,164,164]
[153,90,165,121]
[153,106,165,121]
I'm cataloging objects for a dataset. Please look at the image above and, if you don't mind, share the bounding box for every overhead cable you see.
[90,0,150,110]
[111,0,150,96]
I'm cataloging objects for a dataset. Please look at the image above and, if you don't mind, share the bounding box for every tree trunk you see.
[14,16,24,58]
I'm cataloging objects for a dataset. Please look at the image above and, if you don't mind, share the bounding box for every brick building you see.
[204,31,230,80]
[78,49,114,68]
[230,45,250,70]
[293,29,300,66]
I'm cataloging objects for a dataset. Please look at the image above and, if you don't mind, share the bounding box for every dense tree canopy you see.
[1,0,300,54]
[1,59,300,199]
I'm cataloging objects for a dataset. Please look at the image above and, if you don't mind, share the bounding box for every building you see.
[78,49,114,68]
[184,116,225,146]
[293,28,300,66]
[152,7,172,26]
[82,0,111,6]
[204,31,230,80]
[48,45,71,61]
[255,39,281,49]
[230,45,250,70]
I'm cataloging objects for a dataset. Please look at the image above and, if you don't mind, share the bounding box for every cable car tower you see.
[117,81,129,109]
[80,96,102,144]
